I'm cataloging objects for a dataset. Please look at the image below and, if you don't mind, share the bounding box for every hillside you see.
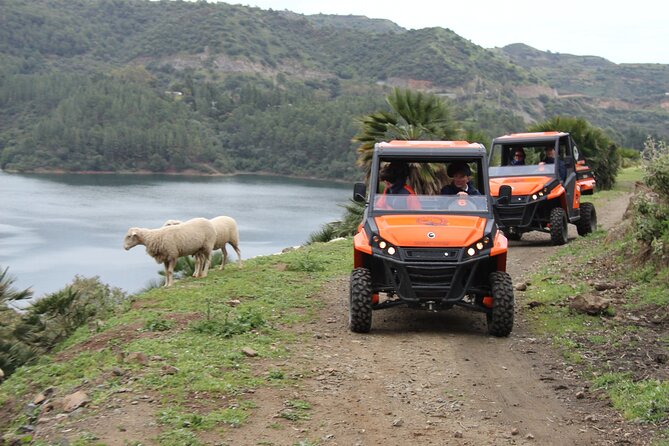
[0,0,667,179]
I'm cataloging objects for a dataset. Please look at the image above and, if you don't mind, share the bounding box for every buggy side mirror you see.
[497,185,512,206]
[353,182,367,202]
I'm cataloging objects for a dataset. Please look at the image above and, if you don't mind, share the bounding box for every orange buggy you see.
[350,141,514,336]
[488,132,597,245]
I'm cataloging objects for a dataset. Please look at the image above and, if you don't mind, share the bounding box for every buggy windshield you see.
[488,142,558,178]
[370,158,490,214]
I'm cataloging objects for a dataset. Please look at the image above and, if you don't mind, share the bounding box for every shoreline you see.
[0,168,357,185]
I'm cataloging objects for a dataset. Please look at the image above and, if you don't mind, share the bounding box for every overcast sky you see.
[233,0,668,65]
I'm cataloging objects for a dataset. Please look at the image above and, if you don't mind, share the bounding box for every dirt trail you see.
[224,193,635,446]
[27,193,634,446]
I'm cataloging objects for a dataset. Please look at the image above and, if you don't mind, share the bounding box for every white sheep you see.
[210,216,243,270]
[124,217,216,287]
[163,216,242,270]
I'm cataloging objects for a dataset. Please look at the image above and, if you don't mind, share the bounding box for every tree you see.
[353,88,460,194]
[528,116,620,190]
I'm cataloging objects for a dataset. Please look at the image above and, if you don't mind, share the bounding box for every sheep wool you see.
[210,216,243,270]
[124,217,216,287]
[162,216,242,270]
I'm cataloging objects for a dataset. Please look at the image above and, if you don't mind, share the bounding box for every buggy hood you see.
[489,176,553,197]
[373,214,487,247]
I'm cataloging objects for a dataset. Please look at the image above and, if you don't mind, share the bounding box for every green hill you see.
[0,0,667,179]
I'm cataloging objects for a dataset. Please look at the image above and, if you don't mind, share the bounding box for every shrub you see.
[629,136,669,263]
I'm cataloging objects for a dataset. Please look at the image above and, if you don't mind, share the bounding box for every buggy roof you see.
[376,140,487,160]
[492,131,568,144]
[379,140,484,150]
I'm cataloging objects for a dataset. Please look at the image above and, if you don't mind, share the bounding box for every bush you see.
[629,136,669,263]
[642,136,669,199]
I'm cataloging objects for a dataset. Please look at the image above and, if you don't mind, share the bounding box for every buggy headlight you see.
[465,235,492,257]
[530,190,546,201]
[372,235,398,257]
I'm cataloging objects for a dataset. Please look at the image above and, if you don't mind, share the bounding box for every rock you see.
[511,427,520,435]
[576,391,586,399]
[569,294,610,315]
[0,367,4,382]
[516,283,527,291]
[527,301,542,309]
[62,390,89,413]
[593,281,621,291]
[33,393,47,405]
[241,347,258,357]
[392,418,404,427]
[161,365,179,375]
[526,433,535,440]
[125,351,149,365]
[454,431,463,438]
[228,299,241,307]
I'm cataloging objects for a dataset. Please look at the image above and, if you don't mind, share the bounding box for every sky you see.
[232,0,669,65]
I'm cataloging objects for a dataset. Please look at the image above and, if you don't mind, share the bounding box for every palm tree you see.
[353,88,460,194]
[312,88,467,242]
[0,266,33,376]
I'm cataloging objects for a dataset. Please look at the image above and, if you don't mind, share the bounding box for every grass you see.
[592,373,669,424]
[522,166,668,435]
[0,239,352,443]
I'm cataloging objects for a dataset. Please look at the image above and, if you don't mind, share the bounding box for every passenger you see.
[540,146,566,182]
[441,162,481,196]
[510,148,526,165]
[377,162,420,210]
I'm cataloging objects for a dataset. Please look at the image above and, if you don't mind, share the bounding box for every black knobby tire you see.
[349,268,373,333]
[487,271,515,337]
[576,202,597,236]
[503,230,522,241]
[549,207,568,245]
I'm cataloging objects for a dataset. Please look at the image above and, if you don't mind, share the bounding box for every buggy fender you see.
[491,231,508,272]
[547,183,565,201]
[353,231,371,268]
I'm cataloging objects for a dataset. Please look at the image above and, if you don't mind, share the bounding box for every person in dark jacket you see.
[541,146,566,182]
[441,162,481,196]
[510,148,526,165]
[377,162,420,209]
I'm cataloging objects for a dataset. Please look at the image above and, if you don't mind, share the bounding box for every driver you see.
[441,162,481,196]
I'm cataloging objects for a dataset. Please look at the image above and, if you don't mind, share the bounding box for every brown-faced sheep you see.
[124,217,216,287]
[163,216,242,270]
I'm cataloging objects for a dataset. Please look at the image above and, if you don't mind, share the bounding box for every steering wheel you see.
[448,196,478,211]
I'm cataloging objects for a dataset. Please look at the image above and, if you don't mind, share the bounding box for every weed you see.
[593,373,669,423]
[143,318,174,332]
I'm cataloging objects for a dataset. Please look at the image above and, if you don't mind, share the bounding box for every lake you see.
[0,171,351,300]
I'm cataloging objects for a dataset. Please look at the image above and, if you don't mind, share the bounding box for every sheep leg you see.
[200,252,211,277]
[164,259,176,287]
[220,247,228,270]
[231,242,243,268]
[193,254,201,277]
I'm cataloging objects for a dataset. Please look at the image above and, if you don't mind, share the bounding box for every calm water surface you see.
[0,171,351,299]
